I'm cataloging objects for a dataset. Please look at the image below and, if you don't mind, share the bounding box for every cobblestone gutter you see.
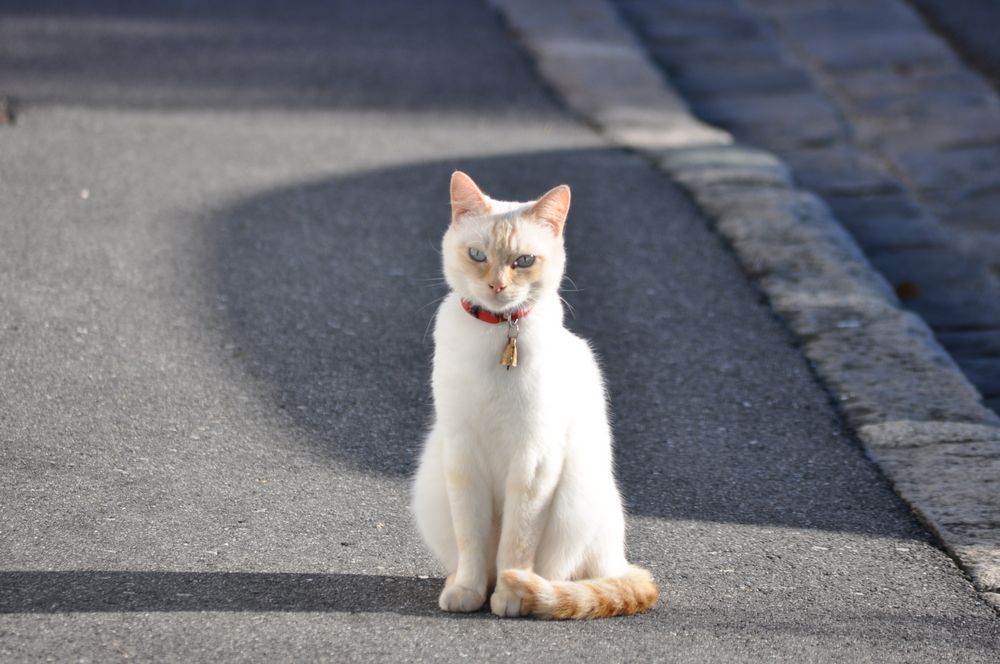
[491,0,1000,612]
[614,0,1000,415]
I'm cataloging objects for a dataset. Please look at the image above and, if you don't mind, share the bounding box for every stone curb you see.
[490,0,1000,610]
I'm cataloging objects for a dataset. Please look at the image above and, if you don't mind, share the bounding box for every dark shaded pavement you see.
[910,0,1000,90]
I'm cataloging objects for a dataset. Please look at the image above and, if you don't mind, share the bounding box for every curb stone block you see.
[870,440,1000,592]
[601,122,731,152]
[859,420,1000,449]
[490,0,730,150]
[655,145,792,188]
[799,314,997,426]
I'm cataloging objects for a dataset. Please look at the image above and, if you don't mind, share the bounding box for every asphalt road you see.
[1,1,997,661]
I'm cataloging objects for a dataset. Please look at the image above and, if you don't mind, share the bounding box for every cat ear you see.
[529,184,571,236]
[450,171,490,224]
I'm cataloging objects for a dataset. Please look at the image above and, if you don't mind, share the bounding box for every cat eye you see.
[513,255,536,268]
[468,247,487,263]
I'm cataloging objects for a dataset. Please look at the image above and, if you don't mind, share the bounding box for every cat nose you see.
[489,282,506,293]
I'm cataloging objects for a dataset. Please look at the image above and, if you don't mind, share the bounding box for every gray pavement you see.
[1,1,998,661]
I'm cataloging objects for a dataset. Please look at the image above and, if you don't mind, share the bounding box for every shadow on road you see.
[0,0,555,113]
[5,570,998,652]
[207,149,930,543]
[0,571,441,615]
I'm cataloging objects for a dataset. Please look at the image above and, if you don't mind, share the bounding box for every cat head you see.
[442,171,570,314]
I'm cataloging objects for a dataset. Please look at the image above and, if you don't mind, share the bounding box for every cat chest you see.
[433,339,560,426]
[437,360,545,416]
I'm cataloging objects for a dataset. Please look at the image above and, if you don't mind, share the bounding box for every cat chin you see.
[466,292,530,314]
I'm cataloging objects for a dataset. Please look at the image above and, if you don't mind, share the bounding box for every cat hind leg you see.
[411,433,457,573]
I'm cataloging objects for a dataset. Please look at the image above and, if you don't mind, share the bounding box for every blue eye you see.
[513,255,536,268]
[468,247,487,263]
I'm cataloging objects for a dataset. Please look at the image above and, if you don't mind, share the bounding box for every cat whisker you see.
[417,294,448,343]
[559,295,577,319]
[561,274,582,292]
[421,306,442,344]
[416,294,447,315]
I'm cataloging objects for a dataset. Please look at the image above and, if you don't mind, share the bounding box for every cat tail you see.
[501,566,658,620]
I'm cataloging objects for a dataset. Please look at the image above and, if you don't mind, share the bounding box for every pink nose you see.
[489,283,506,293]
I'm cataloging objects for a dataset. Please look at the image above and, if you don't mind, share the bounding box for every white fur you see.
[411,179,631,617]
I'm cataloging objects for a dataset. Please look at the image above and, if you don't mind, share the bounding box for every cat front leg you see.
[491,451,563,618]
[439,448,493,613]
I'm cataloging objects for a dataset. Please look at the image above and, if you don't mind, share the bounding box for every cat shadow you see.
[208,150,927,540]
[6,570,997,652]
[0,570,446,616]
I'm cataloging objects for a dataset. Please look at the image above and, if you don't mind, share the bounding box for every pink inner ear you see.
[451,171,489,222]
[530,185,571,236]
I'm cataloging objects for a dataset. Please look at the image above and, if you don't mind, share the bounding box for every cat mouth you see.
[473,290,529,315]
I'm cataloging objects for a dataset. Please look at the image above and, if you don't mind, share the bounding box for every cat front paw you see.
[490,583,526,618]
[439,584,486,613]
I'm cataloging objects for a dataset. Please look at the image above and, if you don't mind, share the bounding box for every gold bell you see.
[500,336,518,369]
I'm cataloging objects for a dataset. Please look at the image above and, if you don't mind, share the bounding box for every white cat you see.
[411,172,658,619]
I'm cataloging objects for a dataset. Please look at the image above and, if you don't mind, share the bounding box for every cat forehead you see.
[456,214,553,250]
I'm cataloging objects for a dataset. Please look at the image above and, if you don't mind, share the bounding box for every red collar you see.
[461,298,532,324]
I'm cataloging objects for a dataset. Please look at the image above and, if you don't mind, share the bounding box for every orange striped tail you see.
[501,566,658,620]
